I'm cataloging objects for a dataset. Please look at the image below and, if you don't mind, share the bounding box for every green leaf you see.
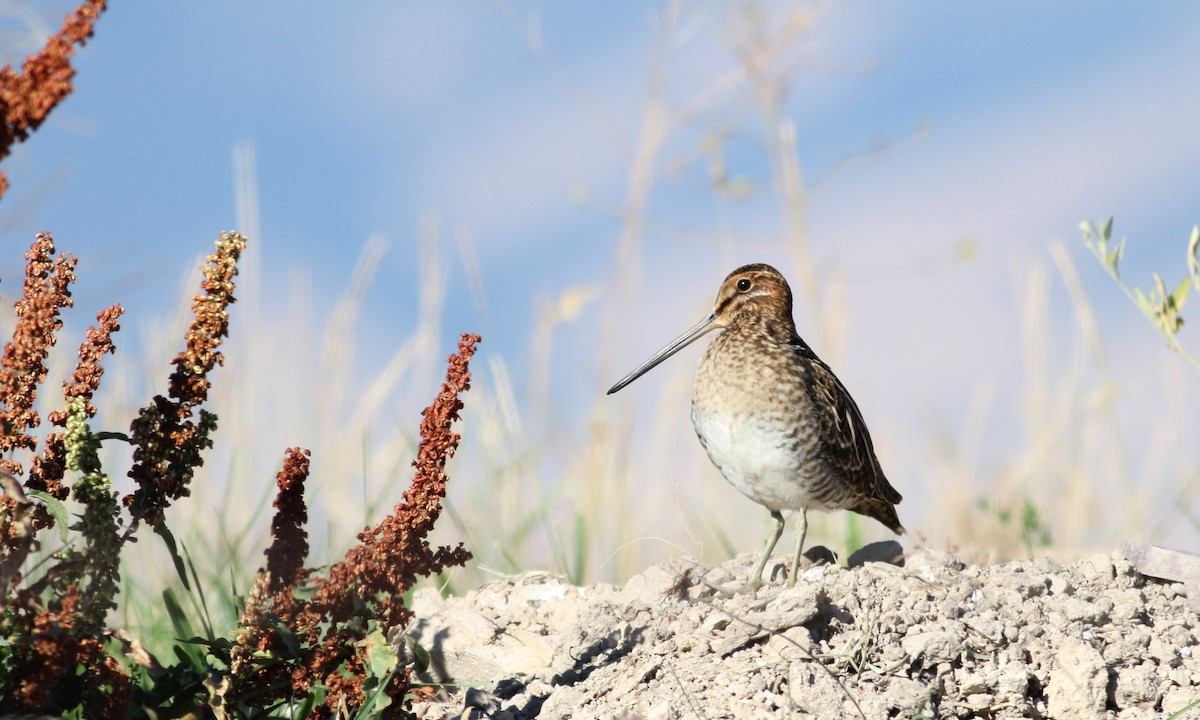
[404,635,431,675]
[356,665,399,718]
[161,589,209,673]
[1101,216,1113,242]
[93,431,131,443]
[1153,272,1169,300]
[1109,238,1125,278]
[362,627,399,678]
[1171,277,1190,311]
[267,617,303,659]
[26,490,70,543]
[162,588,195,641]
[182,545,215,640]
[155,523,190,590]
[293,693,317,719]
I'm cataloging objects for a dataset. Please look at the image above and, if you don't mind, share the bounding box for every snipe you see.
[608,263,903,594]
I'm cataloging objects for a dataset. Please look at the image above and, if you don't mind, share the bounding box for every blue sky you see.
[3,2,1199,559]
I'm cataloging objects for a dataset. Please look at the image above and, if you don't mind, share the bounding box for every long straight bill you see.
[606,313,718,395]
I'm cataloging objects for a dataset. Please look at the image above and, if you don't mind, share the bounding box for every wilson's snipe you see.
[608,263,903,593]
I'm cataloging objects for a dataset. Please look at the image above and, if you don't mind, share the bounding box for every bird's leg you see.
[748,510,787,589]
[703,510,785,595]
[787,508,809,587]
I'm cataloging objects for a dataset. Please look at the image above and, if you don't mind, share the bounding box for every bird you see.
[607,263,903,594]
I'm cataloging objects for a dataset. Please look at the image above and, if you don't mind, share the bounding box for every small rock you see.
[963,616,1002,644]
[612,658,661,698]
[997,661,1030,697]
[1047,574,1074,596]
[1120,543,1200,612]
[878,676,934,712]
[1169,666,1191,687]
[801,563,828,584]
[765,625,813,661]
[617,557,701,604]
[1149,634,1181,668]
[1046,637,1107,719]
[1112,662,1161,709]
[1003,623,1021,643]
[939,597,964,619]
[1079,553,1116,583]
[1103,631,1152,665]
[463,687,503,715]
[1063,598,1109,624]
[711,583,821,656]
[906,549,965,574]
[902,629,963,665]
[802,544,838,566]
[847,540,905,568]
[1009,574,1050,599]
[957,670,992,695]
[788,659,854,713]
[1033,556,1064,573]
[1120,709,1166,720]
[538,685,588,720]
[1002,643,1029,664]
[1162,685,1200,715]
[980,584,1025,607]
[1107,587,1146,622]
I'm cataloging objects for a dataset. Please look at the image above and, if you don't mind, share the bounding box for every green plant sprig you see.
[1081,218,1200,371]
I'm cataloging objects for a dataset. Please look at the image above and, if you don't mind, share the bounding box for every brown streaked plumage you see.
[608,263,903,593]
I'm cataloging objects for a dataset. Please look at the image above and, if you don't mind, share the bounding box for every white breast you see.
[690,408,818,512]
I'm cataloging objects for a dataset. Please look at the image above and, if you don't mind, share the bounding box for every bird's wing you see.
[802,351,903,506]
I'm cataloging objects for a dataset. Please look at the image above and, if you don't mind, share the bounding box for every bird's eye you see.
[736,278,752,292]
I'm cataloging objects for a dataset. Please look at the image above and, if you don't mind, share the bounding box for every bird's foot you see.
[699,573,765,596]
[784,546,838,587]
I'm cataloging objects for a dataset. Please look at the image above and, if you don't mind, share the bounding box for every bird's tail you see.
[855,496,905,535]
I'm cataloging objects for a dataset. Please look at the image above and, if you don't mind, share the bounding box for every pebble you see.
[1079,553,1116,583]
[1046,573,1074,596]
[1046,637,1107,719]
[1063,598,1109,624]
[1033,556,1064,573]
[1003,623,1020,643]
[965,692,996,710]
[1113,662,1160,709]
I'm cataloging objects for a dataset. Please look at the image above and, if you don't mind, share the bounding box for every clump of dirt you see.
[405,547,1199,719]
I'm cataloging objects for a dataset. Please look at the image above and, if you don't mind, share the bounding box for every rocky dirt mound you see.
[406,546,1199,719]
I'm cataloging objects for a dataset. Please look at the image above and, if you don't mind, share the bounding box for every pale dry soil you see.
[405,546,1199,719]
